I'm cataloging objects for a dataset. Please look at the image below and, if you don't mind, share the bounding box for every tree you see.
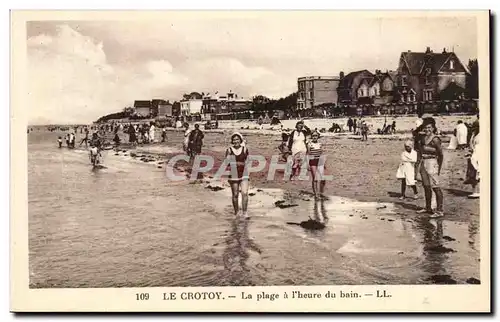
[466,59,479,99]
[122,107,134,115]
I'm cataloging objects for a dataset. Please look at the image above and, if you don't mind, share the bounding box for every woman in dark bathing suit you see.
[417,117,444,218]
[225,132,250,218]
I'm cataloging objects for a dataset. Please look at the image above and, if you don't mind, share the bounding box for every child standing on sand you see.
[57,136,62,148]
[396,140,419,200]
[307,130,327,199]
[278,132,290,162]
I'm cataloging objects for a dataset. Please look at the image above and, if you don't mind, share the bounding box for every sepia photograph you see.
[11,9,491,312]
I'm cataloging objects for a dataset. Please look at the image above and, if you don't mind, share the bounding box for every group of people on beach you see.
[218,120,329,217]
[220,114,480,219]
[126,122,158,145]
[395,113,480,218]
[55,113,481,219]
[345,117,370,140]
[57,132,76,149]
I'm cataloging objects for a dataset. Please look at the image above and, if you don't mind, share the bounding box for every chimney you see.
[407,50,411,53]
[425,47,431,54]
[442,48,447,54]
[339,71,345,79]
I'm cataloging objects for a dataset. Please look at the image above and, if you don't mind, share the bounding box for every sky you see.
[26,14,478,124]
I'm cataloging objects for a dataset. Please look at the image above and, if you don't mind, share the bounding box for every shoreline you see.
[90,134,473,222]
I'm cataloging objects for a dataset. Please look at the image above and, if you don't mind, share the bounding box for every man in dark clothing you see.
[188,124,205,160]
[347,117,353,132]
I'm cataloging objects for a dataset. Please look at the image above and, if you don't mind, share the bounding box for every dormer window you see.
[450,60,454,69]
[401,76,407,86]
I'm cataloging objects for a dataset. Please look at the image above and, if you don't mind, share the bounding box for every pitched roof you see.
[400,51,467,75]
[388,70,398,81]
[339,70,374,88]
[134,100,151,108]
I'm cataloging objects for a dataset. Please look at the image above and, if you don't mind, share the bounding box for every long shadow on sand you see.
[387,191,401,198]
[444,188,472,197]
[393,201,421,212]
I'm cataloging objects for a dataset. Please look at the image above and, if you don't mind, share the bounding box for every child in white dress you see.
[396,140,419,199]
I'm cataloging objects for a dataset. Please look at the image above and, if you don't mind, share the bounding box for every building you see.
[180,92,203,116]
[172,102,181,117]
[225,91,252,113]
[296,76,340,109]
[356,70,398,105]
[151,99,168,117]
[201,91,251,117]
[395,47,469,103]
[158,101,173,117]
[133,100,152,117]
[337,70,375,104]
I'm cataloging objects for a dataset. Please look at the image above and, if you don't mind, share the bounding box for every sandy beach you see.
[211,114,478,136]
[103,118,479,222]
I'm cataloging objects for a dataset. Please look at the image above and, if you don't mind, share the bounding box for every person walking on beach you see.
[127,123,137,145]
[183,122,191,155]
[347,117,353,132]
[455,120,468,150]
[412,113,425,180]
[188,123,204,165]
[307,130,326,199]
[149,122,156,143]
[57,136,63,148]
[79,127,89,148]
[416,117,444,218]
[225,132,250,217]
[287,121,309,180]
[465,122,480,199]
[396,140,419,200]
[68,132,75,149]
[113,132,121,147]
[360,121,369,141]
[352,119,357,134]
[161,127,167,143]
[278,132,291,162]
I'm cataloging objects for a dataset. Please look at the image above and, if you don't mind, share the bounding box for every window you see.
[409,93,416,102]
[425,75,431,85]
[423,90,433,101]
[450,60,454,69]
[401,76,407,86]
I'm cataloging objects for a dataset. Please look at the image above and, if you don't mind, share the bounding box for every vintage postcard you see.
[11,10,491,312]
